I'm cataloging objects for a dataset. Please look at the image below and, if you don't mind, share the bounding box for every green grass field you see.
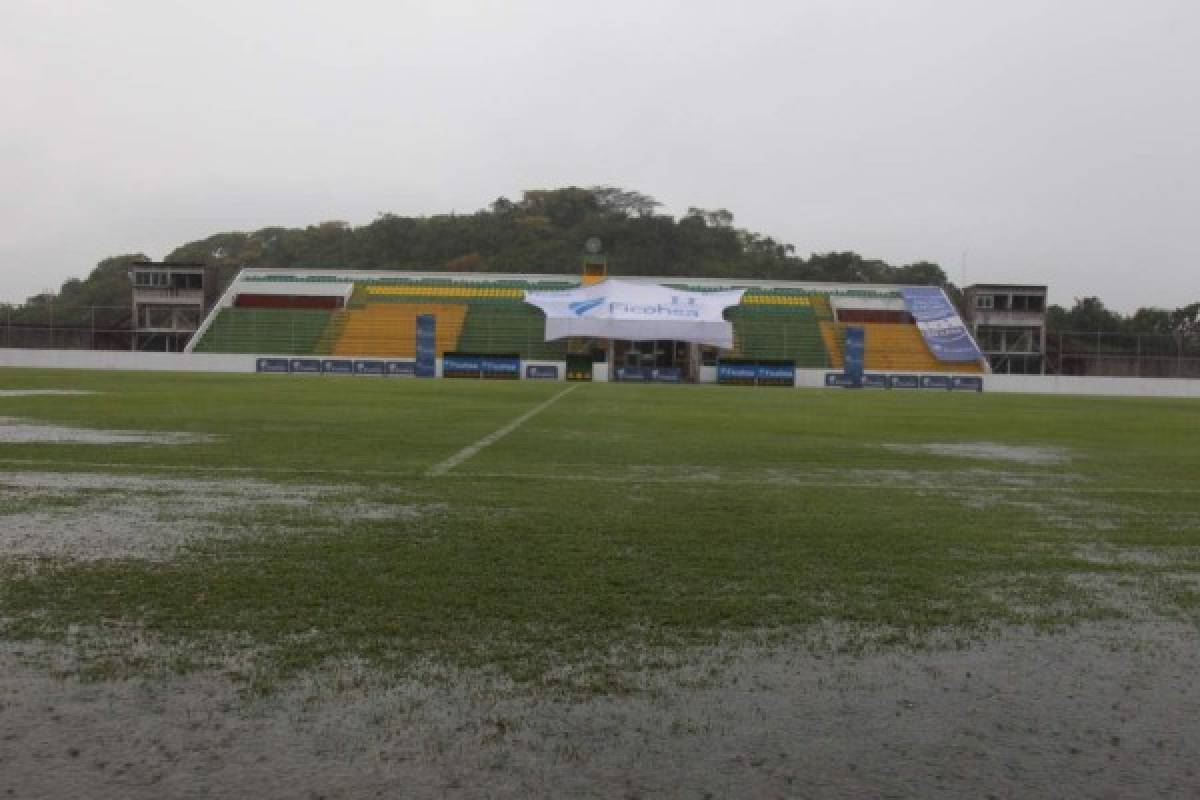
[2,369,1198,692]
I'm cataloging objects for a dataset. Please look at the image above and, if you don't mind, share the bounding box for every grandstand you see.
[187,269,986,381]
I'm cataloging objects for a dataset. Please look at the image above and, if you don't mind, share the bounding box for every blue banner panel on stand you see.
[322,359,354,375]
[443,354,482,378]
[526,365,560,380]
[290,358,322,374]
[863,373,888,389]
[415,314,436,378]
[386,361,416,377]
[651,367,683,383]
[256,358,290,374]
[825,373,858,387]
[843,327,865,388]
[355,360,386,375]
[900,287,985,362]
[756,363,795,386]
[718,362,758,385]
[616,366,648,382]
[921,375,952,389]
[889,374,920,389]
[951,375,984,392]
[481,356,520,380]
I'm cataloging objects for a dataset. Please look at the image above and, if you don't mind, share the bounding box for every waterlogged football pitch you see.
[1,368,1199,798]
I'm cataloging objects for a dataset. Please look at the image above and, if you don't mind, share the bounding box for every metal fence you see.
[1047,331,1200,378]
[4,305,1200,379]
[1,306,134,351]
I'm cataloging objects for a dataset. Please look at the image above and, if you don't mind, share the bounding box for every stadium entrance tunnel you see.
[610,339,696,383]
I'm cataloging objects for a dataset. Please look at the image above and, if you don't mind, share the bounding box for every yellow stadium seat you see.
[332,303,467,357]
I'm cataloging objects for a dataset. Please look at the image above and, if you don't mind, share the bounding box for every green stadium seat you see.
[191,308,334,355]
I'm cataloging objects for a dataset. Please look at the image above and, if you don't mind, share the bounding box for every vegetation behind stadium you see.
[4,186,1197,334]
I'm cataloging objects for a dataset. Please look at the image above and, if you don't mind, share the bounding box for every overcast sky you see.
[3,0,1197,310]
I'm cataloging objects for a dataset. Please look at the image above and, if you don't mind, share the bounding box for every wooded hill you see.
[5,186,1195,337]
[3,187,950,326]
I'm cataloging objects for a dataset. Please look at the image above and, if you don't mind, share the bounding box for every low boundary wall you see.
[3,349,1200,398]
[0,349,260,373]
[983,373,1200,398]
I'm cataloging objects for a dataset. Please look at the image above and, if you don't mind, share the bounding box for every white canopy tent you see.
[523,279,746,349]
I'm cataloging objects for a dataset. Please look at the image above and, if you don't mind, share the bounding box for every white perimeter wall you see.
[2,349,1200,398]
[983,373,1200,398]
[0,349,261,373]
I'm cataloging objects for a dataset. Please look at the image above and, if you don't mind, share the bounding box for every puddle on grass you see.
[625,465,724,483]
[958,491,1129,532]
[0,471,442,561]
[0,417,218,446]
[1,618,1197,799]
[554,464,1086,489]
[0,390,98,398]
[1072,544,1200,568]
[883,441,1072,465]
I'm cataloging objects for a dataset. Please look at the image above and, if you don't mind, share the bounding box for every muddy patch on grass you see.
[0,417,219,446]
[884,441,1072,465]
[0,390,98,398]
[0,471,442,561]
[1,619,1198,799]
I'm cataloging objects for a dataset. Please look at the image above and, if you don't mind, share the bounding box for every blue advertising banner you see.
[951,375,984,392]
[718,362,758,385]
[322,359,354,375]
[889,374,920,389]
[415,314,436,378]
[386,361,416,377]
[290,358,322,374]
[756,363,795,386]
[863,373,888,389]
[900,287,984,363]
[443,354,482,378]
[825,373,858,387]
[615,366,683,382]
[482,356,520,379]
[355,360,387,375]
[616,366,648,381]
[921,375,952,390]
[652,367,683,383]
[843,326,865,388]
[525,365,560,380]
[256,358,290,374]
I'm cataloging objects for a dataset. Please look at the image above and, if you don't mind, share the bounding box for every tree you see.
[1049,297,1124,333]
[685,207,734,228]
[489,197,516,215]
[891,261,949,286]
[1171,302,1199,333]
[1127,307,1172,335]
[1168,302,1200,354]
[590,187,661,218]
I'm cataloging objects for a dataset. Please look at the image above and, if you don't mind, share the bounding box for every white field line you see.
[0,390,97,397]
[425,385,579,477]
[0,457,1198,495]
